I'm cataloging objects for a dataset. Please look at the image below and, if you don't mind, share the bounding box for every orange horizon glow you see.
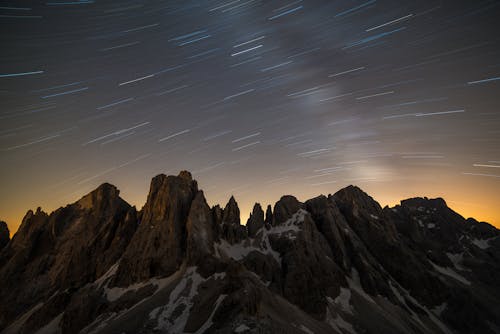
[1,174,498,237]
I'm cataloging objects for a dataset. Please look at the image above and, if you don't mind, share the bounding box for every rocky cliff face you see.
[0,171,499,334]
[111,172,198,287]
[0,221,9,250]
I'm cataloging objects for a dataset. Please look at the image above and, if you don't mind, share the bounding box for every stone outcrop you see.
[272,195,302,225]
[0,173,499,334]
[221,195,247,244]
[264,204,273,226]
[0,183,136,332]
[0,221,9,250]
[112,171,197,287]
[246,203,264,237]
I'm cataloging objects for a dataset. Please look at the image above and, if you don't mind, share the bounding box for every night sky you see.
[1,0,499,232]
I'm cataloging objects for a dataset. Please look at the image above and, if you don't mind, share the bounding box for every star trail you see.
[1,0,499,231]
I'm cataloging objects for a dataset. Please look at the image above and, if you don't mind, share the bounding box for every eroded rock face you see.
[0,221,9,250]
[0,183,137,332]
[246,203,264,237]
[49,183,137,289]
[268,210,345,318]
[186,191,224,277]
[272,195,302,225]
[221,196,247,244]
[334,186,446,305]
[264,204,273,226]
[186,191,215,260]
[305,195,349,270]
[223,196,240,225]
[1,173,499,334]
[112,171,198,287]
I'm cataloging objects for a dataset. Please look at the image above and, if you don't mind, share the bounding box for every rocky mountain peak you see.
[246,203,264,237]
[221,196,247,243]
[400,197,448,210]
[265,204,273,225]
[178,169,194,182]
[0,221,9,250]
[222,195,240,225]
[1,171,499,334]
[273,195,302,225]
[76,182,121,211]
[10,208,49,249]
[141,172,198,223]
[112,172,198,287]
[333,185,382,217]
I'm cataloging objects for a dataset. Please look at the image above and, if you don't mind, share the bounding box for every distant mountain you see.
[0,171,499,334]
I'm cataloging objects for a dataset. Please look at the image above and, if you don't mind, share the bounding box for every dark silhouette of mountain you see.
[0,171,499,334]
[0,222,9,251]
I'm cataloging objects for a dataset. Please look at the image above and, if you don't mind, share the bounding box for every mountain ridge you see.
[0,171,499,334]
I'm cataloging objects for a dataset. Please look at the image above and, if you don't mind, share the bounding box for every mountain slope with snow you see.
[0,171,499,334]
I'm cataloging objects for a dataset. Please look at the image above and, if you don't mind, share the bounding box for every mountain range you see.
[0,171,499,334]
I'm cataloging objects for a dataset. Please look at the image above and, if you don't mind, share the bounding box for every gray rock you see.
[112,171,198,287]
[221,196,247,244]
[246,203,264,237]
[1,172,499,334]
[272,195,302,225]
[0,183,137,332]
[223,195,240,225]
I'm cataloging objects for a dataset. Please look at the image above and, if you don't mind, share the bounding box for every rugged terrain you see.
[0,171,499,334]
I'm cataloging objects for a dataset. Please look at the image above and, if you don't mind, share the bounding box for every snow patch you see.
[370,214,379,220]
[216,209,308,264]
[471,238,493,249]
[388,281,454,334]
[94,262,119,287]
[388,281,428,330]
[267,209,307,239]
[216,237,281,264]
[105,274,175,302]
[216,239,256,261]
[194,294,227,334]
[213,272,226,280]
[234,324,251,333]
[325,306,356,334]
[150,267,224,333]
[2,303,44,334]
[430,261,471,285]
[432,303,447,316]
[347,268,375,304]
[328,288,353,314]
[427,223,435,229]
[446,252,470,271]
[299,324,314,334]
[35,313,63,334]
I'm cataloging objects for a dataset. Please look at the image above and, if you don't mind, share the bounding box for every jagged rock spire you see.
[0,221,9,250]
[186,191,221,276]
[222,195,240,225]
[221,195,247,243]
[1,172,499,334]
[112,172,198,287]
[265,204,272,226]
[246,203,264,237]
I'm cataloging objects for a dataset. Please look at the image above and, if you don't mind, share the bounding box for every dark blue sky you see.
[1,0,499,230]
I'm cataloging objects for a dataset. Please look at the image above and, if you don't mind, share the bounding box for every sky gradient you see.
[1,0,499,232]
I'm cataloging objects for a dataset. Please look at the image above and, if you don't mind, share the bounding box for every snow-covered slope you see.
[0,172,499,334]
